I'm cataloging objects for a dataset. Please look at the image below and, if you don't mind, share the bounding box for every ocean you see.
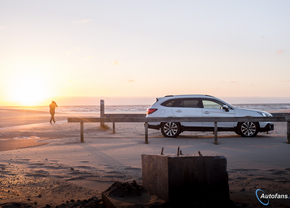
[2,103,290,113]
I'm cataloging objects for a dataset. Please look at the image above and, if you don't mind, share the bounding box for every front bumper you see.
[260,123,274,132]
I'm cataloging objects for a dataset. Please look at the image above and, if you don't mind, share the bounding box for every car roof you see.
[156,95,213,103]
[160,94,214,99]
[154,94,235,108]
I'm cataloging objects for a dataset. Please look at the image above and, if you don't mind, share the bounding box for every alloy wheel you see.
[161,122,180,137]
[240,122,257,137]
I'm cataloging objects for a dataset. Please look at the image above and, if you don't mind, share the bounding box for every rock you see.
[102,181,167,208]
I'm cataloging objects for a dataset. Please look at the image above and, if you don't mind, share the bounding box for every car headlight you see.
[258,112,272,117]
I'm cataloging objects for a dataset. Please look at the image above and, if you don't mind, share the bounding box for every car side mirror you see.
[222,105,229,112]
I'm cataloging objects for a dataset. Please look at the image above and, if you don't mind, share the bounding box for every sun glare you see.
[8,71,51,106]
[2,58,57,106]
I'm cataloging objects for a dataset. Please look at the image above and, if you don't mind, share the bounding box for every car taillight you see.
[147,108,158,115]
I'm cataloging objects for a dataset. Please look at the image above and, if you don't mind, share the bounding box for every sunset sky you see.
[1,0,289,106]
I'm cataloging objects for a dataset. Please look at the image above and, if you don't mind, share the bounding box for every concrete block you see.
[142,154,229,205]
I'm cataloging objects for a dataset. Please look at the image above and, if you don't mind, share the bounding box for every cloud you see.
[71,19,93,24]
[187,41,194,44]
[64,51,72,55]
[280,80,290,82]
[82,56,93,61]
[109,60,120,66]
[127,80,135,83]
[0,25,7,30]
[221,81,238,84]
[277,50,284,55]
[64,47,80,55]
[73,47,80,51]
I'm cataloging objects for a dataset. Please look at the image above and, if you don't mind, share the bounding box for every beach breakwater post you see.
[100,99,105,128]
[288,121,290,144]
[145,122,149,144]
[80,122,84,143]
[214,121,218,144]
[142,154,229,205]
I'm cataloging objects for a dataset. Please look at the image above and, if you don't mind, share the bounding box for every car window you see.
[202,100,223,109]
[161,98,201,108]
[180,99,201,108]
[161,99,176,107]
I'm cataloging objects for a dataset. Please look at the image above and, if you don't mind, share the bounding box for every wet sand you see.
[0,138,47,151]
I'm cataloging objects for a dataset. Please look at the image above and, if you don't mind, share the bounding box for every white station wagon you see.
[146,95,274,138]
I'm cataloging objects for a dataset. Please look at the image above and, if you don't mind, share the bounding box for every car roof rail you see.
[164,94,215,98]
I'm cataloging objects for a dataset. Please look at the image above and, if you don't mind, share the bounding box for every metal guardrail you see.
[68,113,290,144]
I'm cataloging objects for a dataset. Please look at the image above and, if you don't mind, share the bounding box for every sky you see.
[0,0,290,106]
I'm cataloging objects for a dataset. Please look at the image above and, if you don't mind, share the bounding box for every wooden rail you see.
[68,116,287,123]
[68,114,290,144]
[105,114,146,133]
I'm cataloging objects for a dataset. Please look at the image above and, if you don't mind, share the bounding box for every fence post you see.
[100,99,105,128]
[287,121,290,144]
[80,122,84,143]
[214,121,218,145]
[145,122,148,144]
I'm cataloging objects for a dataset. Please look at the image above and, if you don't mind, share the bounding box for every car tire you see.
[161,122,181,138]
[238,122,259,137]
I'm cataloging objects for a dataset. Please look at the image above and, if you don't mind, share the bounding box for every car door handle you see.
[175,110,182,113]
[204,111,210,114]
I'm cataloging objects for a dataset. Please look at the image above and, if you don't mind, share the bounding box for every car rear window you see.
[161,99,176,107]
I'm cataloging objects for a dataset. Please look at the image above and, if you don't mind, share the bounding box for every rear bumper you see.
[147,124,160,130]
[259,123,274,132]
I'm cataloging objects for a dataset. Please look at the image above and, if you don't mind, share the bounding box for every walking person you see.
[49,101,58,123]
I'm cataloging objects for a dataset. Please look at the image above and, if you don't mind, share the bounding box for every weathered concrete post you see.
[142,154,229,206]
[100,99,105,128]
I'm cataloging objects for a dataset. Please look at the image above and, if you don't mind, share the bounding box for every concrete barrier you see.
[142,154,229,205]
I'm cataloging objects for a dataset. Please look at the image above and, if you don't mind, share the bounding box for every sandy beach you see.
[1,108,290,207]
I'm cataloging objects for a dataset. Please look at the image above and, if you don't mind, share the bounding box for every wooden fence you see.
[68,114,290,144]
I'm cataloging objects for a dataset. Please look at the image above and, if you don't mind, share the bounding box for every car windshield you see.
[218,100,235,109]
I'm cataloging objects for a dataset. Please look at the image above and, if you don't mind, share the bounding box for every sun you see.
[9,73,51,106]
[2,57,60,106]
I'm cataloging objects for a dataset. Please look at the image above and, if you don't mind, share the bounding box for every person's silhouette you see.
[49,101,58,123]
